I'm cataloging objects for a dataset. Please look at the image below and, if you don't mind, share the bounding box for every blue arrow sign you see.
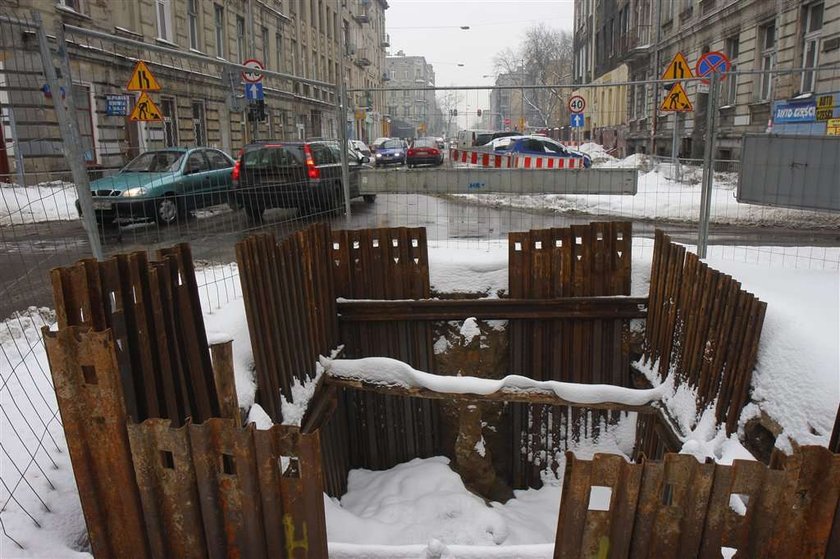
[570,113,584,128]
[245,82,264,101]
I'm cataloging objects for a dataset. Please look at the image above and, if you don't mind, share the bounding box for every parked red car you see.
[406,137,443,168]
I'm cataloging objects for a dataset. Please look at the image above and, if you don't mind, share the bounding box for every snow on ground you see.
[1,240,838,557]
[0,181,79,226]
[456,151,840,229]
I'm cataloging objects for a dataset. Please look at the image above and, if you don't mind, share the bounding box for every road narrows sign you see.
[661,52,693,81]
[660,82,693,112]
[129,92,163,121]
[568,95,586,113]
[241,58,265,83]
[126,61,161,91]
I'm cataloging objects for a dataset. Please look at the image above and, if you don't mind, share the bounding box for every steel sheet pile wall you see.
[326,227,440,490]
[508,221,632,487]
[554,446,840,559]
[128,418,327,559]
[235,223,338,421]
[49,243,221,423]
[641,231,767,440]
[45,241,329,557]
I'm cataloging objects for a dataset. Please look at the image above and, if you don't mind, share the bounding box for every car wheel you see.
[155,195,181,225]
[363,195,376,204]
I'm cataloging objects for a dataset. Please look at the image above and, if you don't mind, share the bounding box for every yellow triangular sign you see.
[126,61,161,91]
[129,92,163,121]
[660,83,694,112]
[661,52,693,81]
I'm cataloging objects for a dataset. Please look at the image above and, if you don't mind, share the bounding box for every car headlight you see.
[396,151,403,156]
[122,187,147,197]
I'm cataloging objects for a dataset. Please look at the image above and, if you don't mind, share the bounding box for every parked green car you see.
[79,148,235,225]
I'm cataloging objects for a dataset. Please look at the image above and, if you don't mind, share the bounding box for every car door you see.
[182,150,212,210]
[204,149,235,206]
[518,138,547,155]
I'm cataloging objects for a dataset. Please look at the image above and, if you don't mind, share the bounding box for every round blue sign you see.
[695,51,731,84]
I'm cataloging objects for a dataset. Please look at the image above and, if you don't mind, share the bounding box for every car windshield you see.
[382,140,403,149]
[123,151,184,173]
[474,133,494,146]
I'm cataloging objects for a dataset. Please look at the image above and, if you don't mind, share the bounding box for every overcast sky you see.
[385,0,574,85]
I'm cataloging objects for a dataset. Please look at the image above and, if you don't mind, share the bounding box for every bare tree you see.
[437,89,462,137]
[492,24,574,129]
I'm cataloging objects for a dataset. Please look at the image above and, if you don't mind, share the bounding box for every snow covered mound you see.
[326,457,511,546]
[1,181,79,225]
[576,142,614,164]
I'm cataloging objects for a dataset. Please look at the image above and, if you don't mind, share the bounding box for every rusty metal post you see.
[210,340,241,422]
[43,327,150,558]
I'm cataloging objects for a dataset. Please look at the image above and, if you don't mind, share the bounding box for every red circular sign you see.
[568,95,586,114]
[695,51,731,84]
[241,58,265,83]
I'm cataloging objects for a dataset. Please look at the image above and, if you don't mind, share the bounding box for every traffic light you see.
[477,109,482,117]
[247,100,266,122]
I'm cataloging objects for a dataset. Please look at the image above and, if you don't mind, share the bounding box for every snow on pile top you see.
[320,355,670,407]
[460,317,481,344]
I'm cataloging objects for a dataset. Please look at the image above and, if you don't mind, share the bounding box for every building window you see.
[759,22,776,101]
[236,16,246,61]
[275,32,283,71]
[801,2,823,93]
[187,0,200,50]
[156,0,174,42]
[262,27,270,65]
[192,100,206,146]
[59,0,84,13]
[723,36,739,105]
[214,5,225,58]
[72,84,96,164]
[160,96,178,147]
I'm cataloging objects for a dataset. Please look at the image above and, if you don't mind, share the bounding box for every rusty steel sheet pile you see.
[235,223,338,423]
[641,230,767,436]
[508,221,634,488]
[554,446,840,559]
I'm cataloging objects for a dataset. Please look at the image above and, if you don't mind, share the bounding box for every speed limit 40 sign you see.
[568,95,586,113]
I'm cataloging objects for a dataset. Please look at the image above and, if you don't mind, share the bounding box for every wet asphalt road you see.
[2,193,839,318]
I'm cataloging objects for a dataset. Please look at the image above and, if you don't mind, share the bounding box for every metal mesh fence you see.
[2,5,840,550]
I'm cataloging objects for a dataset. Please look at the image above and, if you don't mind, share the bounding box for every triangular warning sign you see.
[126,61,161,91]
[661,52,693,81]
[660,83,694,112]
[129,92,163,121]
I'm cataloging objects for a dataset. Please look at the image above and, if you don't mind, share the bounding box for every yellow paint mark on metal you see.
[283,514,309,556]
[597,536,610,559]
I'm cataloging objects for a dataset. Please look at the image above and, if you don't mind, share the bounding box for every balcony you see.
[353,2,370,24]
[355,48,372,67]
[381,33,390,47]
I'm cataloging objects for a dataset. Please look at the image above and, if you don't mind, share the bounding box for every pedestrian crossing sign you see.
[126,60,161,91]
[661,52,693,81]
[129,92,163,121]
[660,82,694,112]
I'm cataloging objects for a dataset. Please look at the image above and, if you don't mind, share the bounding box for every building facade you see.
[384,50,436,138]
[573,0,840,158]
[0,0,389,177]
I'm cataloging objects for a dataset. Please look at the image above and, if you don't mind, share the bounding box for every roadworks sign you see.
[660,83,694,112]
[126,61,161,91]
[661,52,693,81]
[129,92,162,121]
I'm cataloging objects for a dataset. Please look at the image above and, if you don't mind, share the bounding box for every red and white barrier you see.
[449,148,582,170]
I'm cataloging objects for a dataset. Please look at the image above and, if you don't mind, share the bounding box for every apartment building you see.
[0,0,389,176]
[384,51,437,138]
[573,0,840,159]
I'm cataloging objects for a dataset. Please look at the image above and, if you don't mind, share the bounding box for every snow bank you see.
[428,241,508,296]
[321,355,669,407]
[0,182,79,225]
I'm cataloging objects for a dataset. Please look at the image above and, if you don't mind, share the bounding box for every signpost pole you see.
[338,27,352,222]
[34,12,103,260]
[671,111,680,182]
[697,71,719,259]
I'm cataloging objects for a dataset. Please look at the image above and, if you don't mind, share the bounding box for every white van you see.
[457,129,495,149]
